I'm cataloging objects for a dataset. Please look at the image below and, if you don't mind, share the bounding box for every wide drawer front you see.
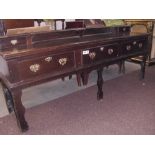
[82,43,119,65]
[18,52,75,80]
[122,39,146,54]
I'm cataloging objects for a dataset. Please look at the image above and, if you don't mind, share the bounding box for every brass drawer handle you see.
[139,43,143,48]
[10,39,18,45]
[45,57,52,62]
[126,45,131,51]
[108,48,114,55]
[29,64,40,72]
[123,27,126,31]
[133,41,137,45]
[89,52,96,60]
[100,47,104,51]
[58,58,67,66]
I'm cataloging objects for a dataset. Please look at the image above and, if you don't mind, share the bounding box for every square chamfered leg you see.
[1,82,29,132]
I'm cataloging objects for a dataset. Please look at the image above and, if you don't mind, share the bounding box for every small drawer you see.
[17,52,75,80]
[82,43,119,65]
[118,26,130,33]
[82,48,99,65]
[101,44,119,58]
[134,40,146,50]
[0,35,27,50]
[122,39,146,54]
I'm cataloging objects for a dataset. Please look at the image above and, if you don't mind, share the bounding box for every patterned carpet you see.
[0,65,155,135]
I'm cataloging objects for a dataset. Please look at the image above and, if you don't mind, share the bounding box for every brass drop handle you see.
[123,27,126,31]
[29,64,40,72]
[58,58,67,66]
[45,57,52,62]
[108,48,114,55]
[89,52,96,60]
[133,41,137,45]
[100,47,104,51]
[10,39,18,45]
[126,45,131,51]
[139,43,143,48]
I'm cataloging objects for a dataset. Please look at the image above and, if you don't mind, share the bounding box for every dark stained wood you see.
[11,89,29,132]
[81,71,90,85]
[97,68,103,100]
[140,55,147,79]
[118,60,125,74]
[76,73,82,86]
[0,25,150,132]
[0,34,27,50]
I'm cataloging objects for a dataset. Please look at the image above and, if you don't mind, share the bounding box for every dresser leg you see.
[118,60,125,74]
[61,77,65,81]
[81,72,89,85]
[140,55,147,79]
[97,68,103,100]
[69,75,72,80]
[76,73,82,86]
[11,89,29,132]
[122,60,125,74]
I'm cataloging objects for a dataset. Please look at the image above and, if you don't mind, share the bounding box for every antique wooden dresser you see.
[0,25,150,132]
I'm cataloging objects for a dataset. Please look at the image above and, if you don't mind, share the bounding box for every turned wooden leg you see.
[118,60,125,74]
[81,72,89,85]
[97,68,103,100]
[11,89,29,132]
[140,55,147,80]
[76,73,82,86]
[1,84,14,113]
[61,77,65,81]
[69,75,72,80]
[62,75,72,81]
[122,60,125,74]
[118,62,122,74]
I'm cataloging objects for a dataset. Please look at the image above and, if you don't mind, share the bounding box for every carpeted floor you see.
[0,66,155,135]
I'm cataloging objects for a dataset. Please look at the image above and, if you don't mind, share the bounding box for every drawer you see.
[118,26,130,33]
[0,35,27,50]
[122,39,146,54]
[17,52,75,80]
[82,43,119,65]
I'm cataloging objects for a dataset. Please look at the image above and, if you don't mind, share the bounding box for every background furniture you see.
[124,19,155,65]
[54,19,65,30]
[76,19,105,28]
[65,21,85,29]
[0,20,5,35]
[0,19,34,35]
[103,19,125,26]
